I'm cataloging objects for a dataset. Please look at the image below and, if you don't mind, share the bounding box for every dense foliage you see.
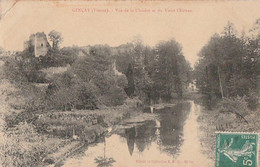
[194,21,260,110]
[1,20,259,167]
[115,39,192,103]
[2,31,192,111]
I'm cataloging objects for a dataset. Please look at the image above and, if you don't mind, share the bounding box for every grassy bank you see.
[0,92,142,167]
[0,53,145,166]
[39,105,135,166]
[196,95,260,164]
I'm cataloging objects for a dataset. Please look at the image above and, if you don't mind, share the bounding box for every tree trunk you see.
[217,66,224,98]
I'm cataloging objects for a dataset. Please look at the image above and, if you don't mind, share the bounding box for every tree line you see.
[115,38,192,104]
[194,20,259,110]
[2,31,192,112]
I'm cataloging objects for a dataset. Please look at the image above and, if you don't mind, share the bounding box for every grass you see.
[25,99,140,166]
[0,77,141,166]
[197,97,260,164]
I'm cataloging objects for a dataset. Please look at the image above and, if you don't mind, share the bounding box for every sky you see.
[0,0,259,67]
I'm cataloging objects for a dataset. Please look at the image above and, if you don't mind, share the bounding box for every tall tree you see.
[152,39,191,101]
[48,30,63,50]
[194,21,259,100]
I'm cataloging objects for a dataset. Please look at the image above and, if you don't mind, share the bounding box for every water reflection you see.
[158,103,191,156]
[124,121,156,155]
[117,102,191,158]
[62,101,193,167]
[125,127,135,155]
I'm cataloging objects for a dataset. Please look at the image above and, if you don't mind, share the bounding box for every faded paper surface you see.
[1,0,260,65]
[0,1,259,167]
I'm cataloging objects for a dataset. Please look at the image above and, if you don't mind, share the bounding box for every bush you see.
[46,75,99,110]
[100,86,127,106]
[218,96,249,122]
[92,72,115,96]
[3,56,47,84]
[39,49,78,68]
[3,57,28,84]
[246,91,259,111]
[71,80,99,110]
[0,122,47,167]
[115,74,128,89]
[26,70,48,83]
[5,111,39,128]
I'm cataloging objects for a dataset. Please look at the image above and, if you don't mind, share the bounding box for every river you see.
[62,100,213,167]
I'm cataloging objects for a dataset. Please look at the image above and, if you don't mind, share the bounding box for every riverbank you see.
[0,76,169,167]
[39,98,148,166]
[0,94,149,167]
[197,98,260,165]
[62,100,198,167]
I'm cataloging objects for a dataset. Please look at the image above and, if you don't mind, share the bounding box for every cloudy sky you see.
[0,0,259,66]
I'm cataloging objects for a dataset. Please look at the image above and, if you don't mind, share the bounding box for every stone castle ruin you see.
[26,32,50,57]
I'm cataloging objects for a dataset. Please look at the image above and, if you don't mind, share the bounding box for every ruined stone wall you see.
[29,32,50,57]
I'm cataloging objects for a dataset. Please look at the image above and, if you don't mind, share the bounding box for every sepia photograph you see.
[0,0,259,166]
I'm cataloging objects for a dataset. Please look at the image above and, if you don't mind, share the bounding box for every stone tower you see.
[28,32,50,57]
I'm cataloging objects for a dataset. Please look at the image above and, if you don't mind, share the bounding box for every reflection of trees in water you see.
[135,123,154,152]
[155,102,191,156]
[123,102,191,157]
[125,127,135,155]
[94,138,116,167]
[125,121,156,155]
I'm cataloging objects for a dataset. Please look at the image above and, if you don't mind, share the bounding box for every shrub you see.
[0,122,47,167]
[100,86,127,106]
[115,74,128,89]
[46,76,99,110]
[92,72,115,96]
[3,57,28,84]
[71,80,99,110]
[19,84,46,112]
[218,96,249,123]
[5,111,39,128]
[39,49,78,68]
[246,91,259,111]
[3,56,47,84]
[26,70,48,83]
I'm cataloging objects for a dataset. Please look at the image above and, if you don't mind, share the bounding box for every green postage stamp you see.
[216,132,258,167]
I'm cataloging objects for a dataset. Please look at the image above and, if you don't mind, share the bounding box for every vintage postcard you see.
[0,0,259,167]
